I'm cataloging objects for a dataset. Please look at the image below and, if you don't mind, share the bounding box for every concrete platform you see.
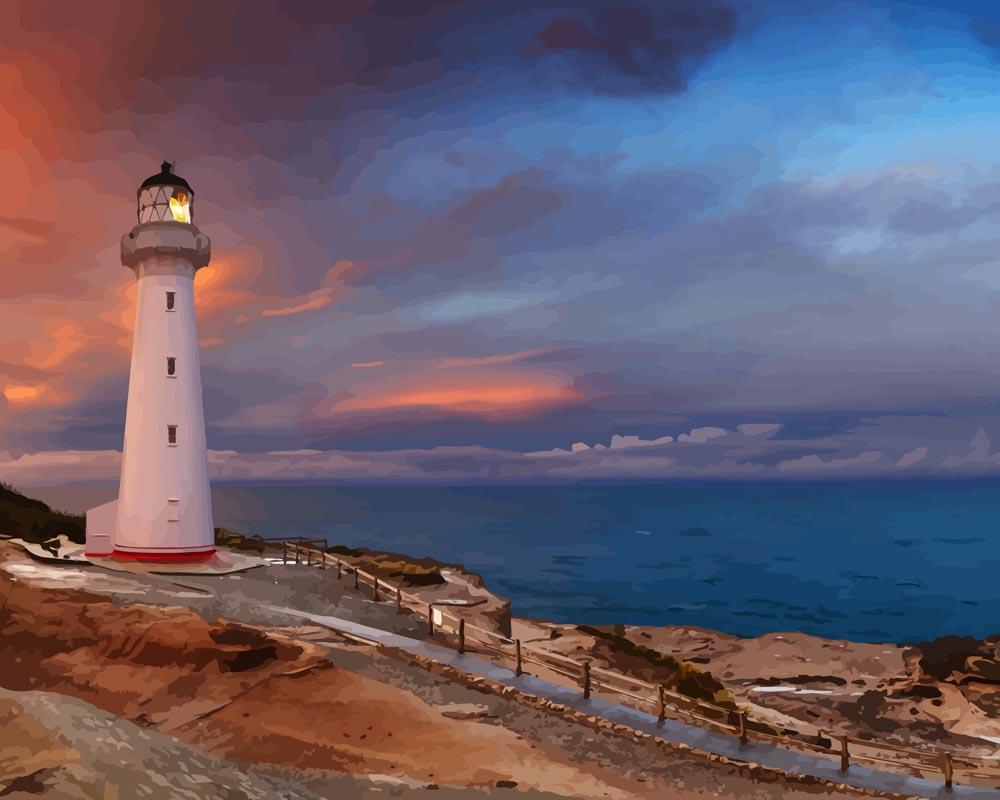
[88,548,265,576]
[9,537,264,576]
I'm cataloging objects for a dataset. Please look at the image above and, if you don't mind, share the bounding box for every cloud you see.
[610,433,675,449]
[261,288,338,318]
[521,3,740,94]
[329,372,583,418]
[896,446,927,467]
[676,426,728,444]
[737,423,783,437]
[942,428,1000,467]
[10,414,1000,486]
[3,385,46,404]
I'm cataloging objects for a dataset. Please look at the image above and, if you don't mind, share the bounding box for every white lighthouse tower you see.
[110,161,215,562]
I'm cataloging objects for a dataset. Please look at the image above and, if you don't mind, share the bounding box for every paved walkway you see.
[267,604,998,800]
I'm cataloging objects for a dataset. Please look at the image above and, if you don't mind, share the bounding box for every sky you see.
[9,0,1000,483]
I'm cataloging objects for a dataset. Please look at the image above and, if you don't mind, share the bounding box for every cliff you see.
[522,620,1000,760]
[0,540,885,800]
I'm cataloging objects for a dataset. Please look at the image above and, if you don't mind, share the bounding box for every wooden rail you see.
[261,537,1000,790]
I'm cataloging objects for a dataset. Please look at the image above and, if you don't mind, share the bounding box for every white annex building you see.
[86,162,215,562]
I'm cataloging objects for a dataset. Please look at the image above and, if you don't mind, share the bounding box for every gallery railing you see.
[263,537,997,791]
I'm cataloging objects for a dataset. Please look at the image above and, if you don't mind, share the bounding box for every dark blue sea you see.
[39,479,1000,644]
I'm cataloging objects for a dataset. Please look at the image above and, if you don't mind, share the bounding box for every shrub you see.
[326,544,364,557]
[578,624,735,709]
[323,545,446,586]
[0,483,85,545]
[915,635,983,681]
[213,527,265,553]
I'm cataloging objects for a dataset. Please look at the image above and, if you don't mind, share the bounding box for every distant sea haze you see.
[35,479,1000,644]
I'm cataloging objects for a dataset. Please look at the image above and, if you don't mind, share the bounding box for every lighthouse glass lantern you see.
[137,161,194,224]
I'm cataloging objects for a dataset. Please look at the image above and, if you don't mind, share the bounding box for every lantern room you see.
[137,161,194,224]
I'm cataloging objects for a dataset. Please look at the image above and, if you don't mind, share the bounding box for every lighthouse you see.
[108,161,215,561]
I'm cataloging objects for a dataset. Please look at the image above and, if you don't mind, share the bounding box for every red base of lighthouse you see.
[111,547,216,563]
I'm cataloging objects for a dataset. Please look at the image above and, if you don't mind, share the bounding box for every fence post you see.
[515,639,523,676]
[458,618,466,654]
[373,577,380,601]
[428,604,435,636]
[944,751,953,790]
[839,736,850,774]
[282,541,287,565]
[738,711,748,746]
[658,685,667,722]
[583,661,592,699]
[396,587,402,614]
[295,539,301,565]
[354,568,359,590]
[320,549,326,569]
[336,559,342,579]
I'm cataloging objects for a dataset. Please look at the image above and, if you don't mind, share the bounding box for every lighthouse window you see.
[167,425,178,445]
[165,291,176,311]
[166,357,176,377]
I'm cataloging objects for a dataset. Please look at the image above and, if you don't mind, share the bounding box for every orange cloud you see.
[24,320,90,370]
[333,371,581,418]
[194,256,257,318]
[257,260,355,319]
[3,384,44,403]
[96,276,138,351]
[261,287,336,317]
[0,382,74,408]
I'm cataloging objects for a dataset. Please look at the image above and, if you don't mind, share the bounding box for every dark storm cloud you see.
[202,367,309,429]
[10,1,745,135]
[41,375,129,450]
[523,3,740,94]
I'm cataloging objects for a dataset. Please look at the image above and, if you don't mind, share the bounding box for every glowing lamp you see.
[137,161,195,224]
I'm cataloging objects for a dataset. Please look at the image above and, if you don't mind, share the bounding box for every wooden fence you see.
[266,537,1000,790]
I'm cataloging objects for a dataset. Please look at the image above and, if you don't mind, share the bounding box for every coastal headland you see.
[1,483,997,798]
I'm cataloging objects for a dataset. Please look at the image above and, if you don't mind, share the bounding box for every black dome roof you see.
[139,161,193,193]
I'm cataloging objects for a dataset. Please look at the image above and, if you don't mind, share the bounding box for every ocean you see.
[32,478,1000,644]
